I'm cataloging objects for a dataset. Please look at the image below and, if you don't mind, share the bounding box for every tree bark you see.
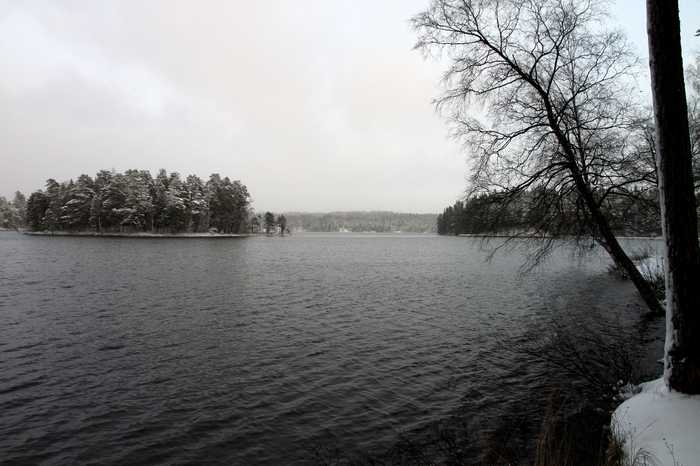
[647,0,700,393]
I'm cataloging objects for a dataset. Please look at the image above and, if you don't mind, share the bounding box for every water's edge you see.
[22,231,251,239]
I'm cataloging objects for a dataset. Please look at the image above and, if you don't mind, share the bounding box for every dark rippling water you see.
[0,232,662,465]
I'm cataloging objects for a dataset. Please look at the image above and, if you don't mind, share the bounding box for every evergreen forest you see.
[22,169,251,234]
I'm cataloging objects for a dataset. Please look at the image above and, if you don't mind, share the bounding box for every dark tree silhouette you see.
[277,214,287,236]
[264,211,275,235]
[414,0,664,314]
[647,0,700,393]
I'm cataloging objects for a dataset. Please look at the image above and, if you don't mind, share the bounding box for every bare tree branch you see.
[415,0,664,313]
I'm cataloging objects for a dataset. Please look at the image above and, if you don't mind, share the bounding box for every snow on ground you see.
[635,255,665,282]
[612,378,700,465]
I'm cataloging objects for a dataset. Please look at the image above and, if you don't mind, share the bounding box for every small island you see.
[21,169,255,236]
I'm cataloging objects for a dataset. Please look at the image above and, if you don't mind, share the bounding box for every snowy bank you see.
[635,255,665,282]
[612,378,700,465]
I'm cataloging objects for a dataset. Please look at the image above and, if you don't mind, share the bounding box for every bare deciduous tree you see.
[413,0,664,314]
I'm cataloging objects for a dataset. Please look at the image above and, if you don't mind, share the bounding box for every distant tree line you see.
[284,211,437,233]
[0,192,26,230]
[24,169,251,234]
[437,188,664,237]
[249,212,288,235]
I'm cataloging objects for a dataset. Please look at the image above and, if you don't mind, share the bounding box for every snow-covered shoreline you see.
[612,378,700,465]
[22,231,251,238]
[609,255,700,465]
[635,256,665,281]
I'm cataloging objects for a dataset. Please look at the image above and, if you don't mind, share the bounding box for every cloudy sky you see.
[1,1,698,213]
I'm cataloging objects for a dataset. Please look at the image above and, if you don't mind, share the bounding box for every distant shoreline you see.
[11,230,664,240]
[457,233,663,240]
[22,231,251,239]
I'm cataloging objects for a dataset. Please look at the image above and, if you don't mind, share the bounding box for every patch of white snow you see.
[635,256,665,282]
[612,378,700,465]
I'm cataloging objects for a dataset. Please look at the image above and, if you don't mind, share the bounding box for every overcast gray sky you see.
[1,1,698,213]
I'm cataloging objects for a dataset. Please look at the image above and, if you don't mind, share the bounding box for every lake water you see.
[0,232,662,465]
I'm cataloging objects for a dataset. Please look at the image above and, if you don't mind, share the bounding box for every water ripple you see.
[0,232,655,465]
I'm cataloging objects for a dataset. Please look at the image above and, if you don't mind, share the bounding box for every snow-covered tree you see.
[23,169,251,234]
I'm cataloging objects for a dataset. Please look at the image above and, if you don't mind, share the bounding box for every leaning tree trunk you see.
[647,0,700,393]
[570,166,665,316]
[542,98,666,316]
